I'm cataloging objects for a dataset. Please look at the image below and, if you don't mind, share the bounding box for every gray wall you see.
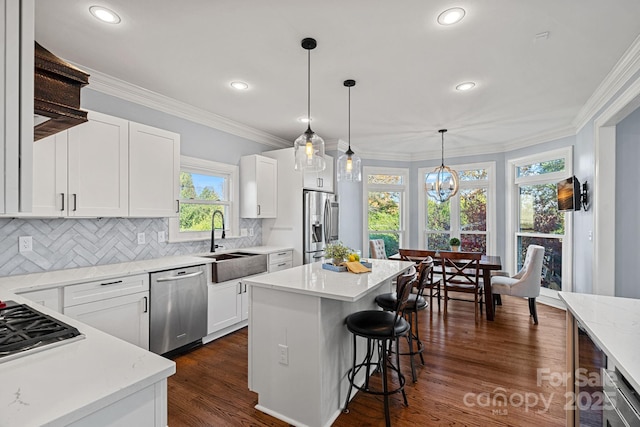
[615,105,640,298]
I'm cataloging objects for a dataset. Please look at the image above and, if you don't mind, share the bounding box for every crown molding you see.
[573,34,640,132]
[75,63,292,149]
[358,125,577,162]
[499,125,576,153]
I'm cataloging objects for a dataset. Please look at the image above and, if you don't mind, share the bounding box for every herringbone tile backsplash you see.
[0,217,262,277]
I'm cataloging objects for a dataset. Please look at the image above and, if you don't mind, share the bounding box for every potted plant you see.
[325,242,352,265]
[449,237,461,251]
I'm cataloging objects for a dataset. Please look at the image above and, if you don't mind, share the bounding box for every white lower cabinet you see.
[63,274,150,350]
[17,287,61,312]
[207,279,243,334]
[67,381,167,427]
[268,250,293,272]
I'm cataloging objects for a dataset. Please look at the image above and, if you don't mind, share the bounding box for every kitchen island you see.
[559,292,640,426]
[245,258,414,427]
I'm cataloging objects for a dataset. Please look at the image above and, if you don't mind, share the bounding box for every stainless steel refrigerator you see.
[303,190,339,264]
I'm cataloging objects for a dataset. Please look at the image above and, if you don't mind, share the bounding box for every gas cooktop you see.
[0,300,84,363]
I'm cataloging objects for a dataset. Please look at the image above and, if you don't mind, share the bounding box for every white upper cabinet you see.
[31,111,129,217]
[30,111,180,218]
[129,122,180,217]
[240,154,277,218]
[31,132,68,216]
[67,111,129,217]
[303,156,334,192]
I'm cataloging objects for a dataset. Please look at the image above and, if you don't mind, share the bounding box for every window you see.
[363,167,409,258]
[419,162,496,254]
[169,156,239,242]
[507,147,573,297]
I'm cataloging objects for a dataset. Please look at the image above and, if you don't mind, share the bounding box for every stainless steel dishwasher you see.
[149,264,207,355]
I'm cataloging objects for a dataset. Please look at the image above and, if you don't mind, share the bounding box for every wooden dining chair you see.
[440,251,483,323]
[398,249,442,312]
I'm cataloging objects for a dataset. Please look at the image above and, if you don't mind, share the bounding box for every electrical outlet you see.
[158,231,166,243]
[19,236,33,253]
[137,232,145,245]
[249,228,254,237]
[278,344,289,365]
[240,228,248,237]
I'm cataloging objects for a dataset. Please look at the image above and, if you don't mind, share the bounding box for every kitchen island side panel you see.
[249,280,392,427]
[250,286,323,425]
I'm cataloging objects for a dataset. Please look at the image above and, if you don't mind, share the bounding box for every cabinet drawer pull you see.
[277,263,287,267]
[143,296,148,313]
[101,280,123,286]
[60,193,65,211]
[277,252,288,256]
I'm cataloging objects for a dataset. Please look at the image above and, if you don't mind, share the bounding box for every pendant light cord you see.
[440,130,445,167]
[307,49,311,130]
[348,85,351,150]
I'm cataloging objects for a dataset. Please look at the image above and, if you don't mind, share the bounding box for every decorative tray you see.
[322,261,372,272]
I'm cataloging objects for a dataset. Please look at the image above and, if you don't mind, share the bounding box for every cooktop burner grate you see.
[0,301,82,358]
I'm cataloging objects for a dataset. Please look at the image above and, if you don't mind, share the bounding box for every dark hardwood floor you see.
[168,296,567,426]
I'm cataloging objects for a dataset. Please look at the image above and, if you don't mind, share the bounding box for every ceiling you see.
[34,0,640,161]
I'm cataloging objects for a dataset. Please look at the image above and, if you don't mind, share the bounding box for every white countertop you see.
[0,290,175,427]
[244,259,414,302]
[0,246,293,293]
[0,245,291,426]
[559,292,640,393]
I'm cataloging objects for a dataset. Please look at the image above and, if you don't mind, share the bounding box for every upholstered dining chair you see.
[491,244,545,324]
[369,239,387,259]
[440,251,483,323]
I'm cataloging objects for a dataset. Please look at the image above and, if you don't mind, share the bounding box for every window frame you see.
[362,166,409,257]
[418,161,496,254]
[168,156,239,243]
[506,146,573,299]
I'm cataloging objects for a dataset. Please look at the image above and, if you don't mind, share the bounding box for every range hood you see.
[34,42,89,141]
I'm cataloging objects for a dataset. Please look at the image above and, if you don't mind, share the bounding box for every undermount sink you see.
[200,252,268,283]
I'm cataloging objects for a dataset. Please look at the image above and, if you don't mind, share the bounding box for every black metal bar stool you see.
[375,257,434,382]
[343,271,415,427]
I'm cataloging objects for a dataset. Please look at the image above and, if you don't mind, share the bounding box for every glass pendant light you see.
[337,79,362,182]
[425,129,459,202]
[294,38,325,172]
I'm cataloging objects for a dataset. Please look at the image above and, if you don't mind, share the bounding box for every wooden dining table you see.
[389,250,503,321]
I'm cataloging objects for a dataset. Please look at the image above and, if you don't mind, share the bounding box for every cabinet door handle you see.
[317,178,322,187]
[238,282,243,295]
[72,194,77,211]
[143,296,148,313]
[257,205,261,216]
[155,270,203,282]
[101,280,123,286]
[60,193,65,211]
[176,199,180,213]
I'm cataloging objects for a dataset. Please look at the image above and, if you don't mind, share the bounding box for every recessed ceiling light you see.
[89,6,121,24]
[437,7,466,25]
[456,81,476,91]
[297,117,312,123]
[230,81,249,90]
